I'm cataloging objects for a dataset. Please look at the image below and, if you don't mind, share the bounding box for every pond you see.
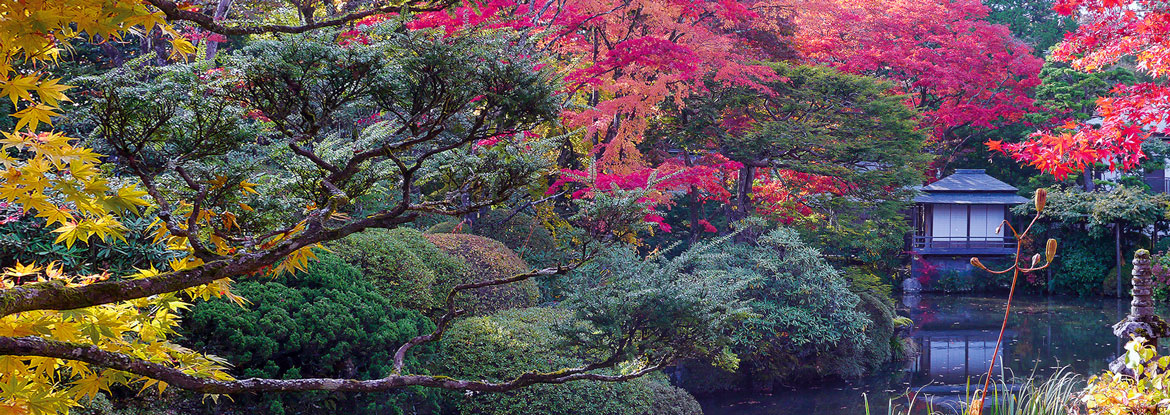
[698,293,1153,415]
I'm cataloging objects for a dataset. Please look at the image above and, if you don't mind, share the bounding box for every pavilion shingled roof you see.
[914,169,1028,205]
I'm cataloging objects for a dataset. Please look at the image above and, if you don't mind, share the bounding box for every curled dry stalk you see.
[966,188,1059,415]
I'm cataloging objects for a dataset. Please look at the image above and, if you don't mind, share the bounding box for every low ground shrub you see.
[1078,338,1164,415]
[431,307,700,415]
[182,253,438,414]
[75,392,185,415]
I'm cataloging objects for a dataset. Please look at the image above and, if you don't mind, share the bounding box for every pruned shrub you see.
[182,253,437,414]
[423,233,539,314]
[675,228,900,392]
[720,229,870,381]
[426,220,462,235]
[331,227,466,312]
[427,210,561,268]
[644,380,704,415]
[470,210,559,265]
[431,307,700,415]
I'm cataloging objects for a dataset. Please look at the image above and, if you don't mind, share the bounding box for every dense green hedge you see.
[431,307,700,415]
[182,253,438,414]
[423,233,539,314]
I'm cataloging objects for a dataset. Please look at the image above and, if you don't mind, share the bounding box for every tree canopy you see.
[0,6,743,414]
[0,0,1068,413]
[1000,0,1170,179]
[653,63,927,256]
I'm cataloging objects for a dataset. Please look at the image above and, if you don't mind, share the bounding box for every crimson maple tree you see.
[410,0,788,173]
[406,0,798,237]
[998,0,1170,179]
[789,0,1043,162]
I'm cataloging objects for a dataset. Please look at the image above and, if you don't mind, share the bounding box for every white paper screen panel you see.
[931,205,968,239]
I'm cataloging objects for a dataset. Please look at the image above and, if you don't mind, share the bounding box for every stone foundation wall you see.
[910,255,1013,292]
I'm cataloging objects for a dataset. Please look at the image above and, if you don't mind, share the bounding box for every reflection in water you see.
[915,331,1003,385]
[699,294,1145,415]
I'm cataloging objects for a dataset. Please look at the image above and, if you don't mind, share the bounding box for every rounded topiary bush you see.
[676,228,883,393]
[182,253,438,414]
[331,227,467,312]
[423,233,539,314]
[471,210,559,266]
[432,307,699,415]
[644,380,704,415]
[426,211,562,268]
[425,220,463,235]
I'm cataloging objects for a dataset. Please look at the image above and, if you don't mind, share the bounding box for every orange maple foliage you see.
[788,0,1042,144]
[1000,0,1170,179]
[410,0,788,173]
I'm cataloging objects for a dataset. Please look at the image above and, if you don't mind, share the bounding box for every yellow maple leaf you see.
[0,131,25,148]
[221,211,238,231]
[67,372,108,401]
[238,179,259,195]
[168,256,203,272]
[270,244,321,276]
[89,215,128,244]
[33,77,71,107]
[3,262,43,279]
[41,262,66,281]
[205,175,228,190]
[101,184,152,214]
[127,265,161,280]
[0,75,38,107]
[12,104,59,131]
[51,222,85,248]
[169,37,196,62]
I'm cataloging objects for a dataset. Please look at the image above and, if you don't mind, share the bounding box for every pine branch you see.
[145,0,457,36]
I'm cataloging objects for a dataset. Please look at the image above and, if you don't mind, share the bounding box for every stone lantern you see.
[1109,249,1170,374]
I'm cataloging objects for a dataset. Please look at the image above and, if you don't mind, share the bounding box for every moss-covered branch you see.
[0,335,669,394]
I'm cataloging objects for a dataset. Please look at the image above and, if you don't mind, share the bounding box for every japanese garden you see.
[4,1,1170,414]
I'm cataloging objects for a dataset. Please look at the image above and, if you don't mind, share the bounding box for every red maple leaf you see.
[986,140,1005,154]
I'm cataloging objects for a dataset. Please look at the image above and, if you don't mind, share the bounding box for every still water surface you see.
[699,294,1151,415]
